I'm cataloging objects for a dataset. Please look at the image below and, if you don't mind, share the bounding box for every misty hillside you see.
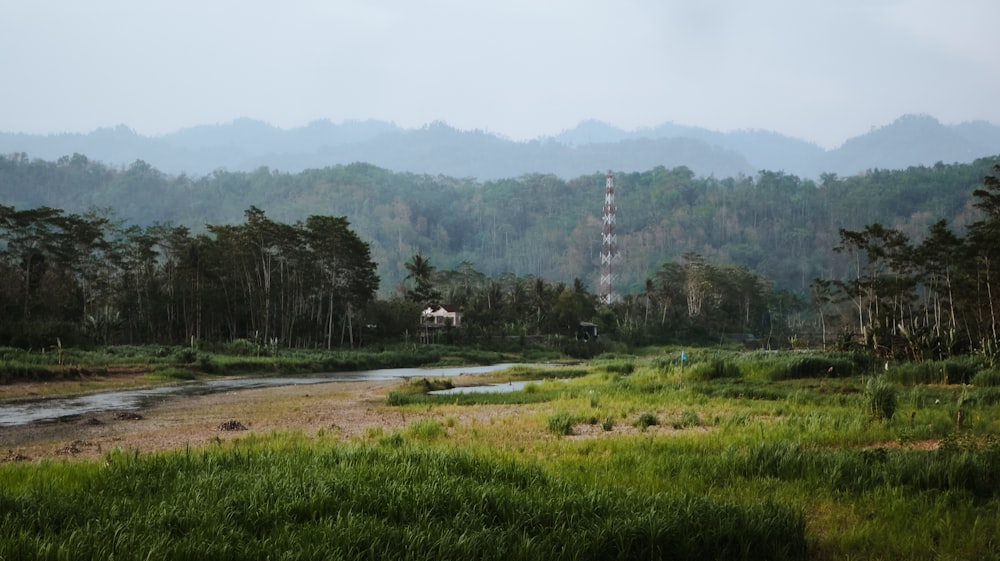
[1,114,999,180]
[2,152,998,297]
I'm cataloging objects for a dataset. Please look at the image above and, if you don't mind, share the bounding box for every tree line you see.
[812,164,1000,362]
[2,154,999,353]
[0,199,792,349]
[2,153,997,299]
[0,205,378,348]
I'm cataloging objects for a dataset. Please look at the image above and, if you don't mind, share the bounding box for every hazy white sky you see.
[2,0,997,148]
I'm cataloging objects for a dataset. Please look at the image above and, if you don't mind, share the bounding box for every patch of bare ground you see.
[0,379,416,461]
[1,372,582,462]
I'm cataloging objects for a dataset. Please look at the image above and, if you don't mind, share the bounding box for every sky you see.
[1,0,998,149]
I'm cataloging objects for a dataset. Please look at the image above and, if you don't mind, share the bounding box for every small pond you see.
[428,380,545,395]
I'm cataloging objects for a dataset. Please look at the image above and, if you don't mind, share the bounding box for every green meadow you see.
[2,348,1000,560]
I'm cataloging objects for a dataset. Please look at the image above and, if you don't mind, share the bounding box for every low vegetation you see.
[2,347,1000,559]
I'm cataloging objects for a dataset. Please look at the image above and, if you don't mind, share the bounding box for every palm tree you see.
[404,253,440,306]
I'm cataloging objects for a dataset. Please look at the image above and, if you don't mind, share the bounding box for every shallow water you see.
[428,380,549,395]
[0,363,517,427]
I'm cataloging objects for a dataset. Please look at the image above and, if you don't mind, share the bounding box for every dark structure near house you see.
[577,322,598,341]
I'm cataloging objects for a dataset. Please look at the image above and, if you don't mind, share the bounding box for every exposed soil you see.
[0,377,430,462]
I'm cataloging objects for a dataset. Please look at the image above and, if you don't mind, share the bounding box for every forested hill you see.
[2,114,998,180]
[2,153,998,296]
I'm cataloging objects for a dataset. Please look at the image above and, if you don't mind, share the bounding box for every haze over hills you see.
[1,114,999,181]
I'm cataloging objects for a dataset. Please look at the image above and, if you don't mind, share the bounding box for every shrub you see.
[973,368,1000,387]
[547,411,575,436]
[673,409,700,429]
[864,376,897,421]
[385,392,412,406]
[151,367,196,381]
[634,412,659,430]
[405,419,446,441]
[172,347,198,363]
[601,415,615,431]
[686,359,741,381]
[601,360,635,375]
[889,358,981,385]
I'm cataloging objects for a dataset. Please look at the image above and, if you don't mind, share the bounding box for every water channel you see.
[0,363,518,427]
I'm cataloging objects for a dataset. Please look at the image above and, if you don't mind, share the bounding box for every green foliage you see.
[738,352,860,381]
[685,358,741,381]
[690,379,786,401]
[0,443,808,561]
[673,409,701,429]
[405,419,446,441]
[7,348,1000,558]
[547,411,576,435]
[721,440,1000,500]
[5,158,1000,353]
[634,412,659,430]
[598,359,635,375]
[973,368,1000,387]
[888,358,981,385]
[149,367,196,381]
[864,376,898,421]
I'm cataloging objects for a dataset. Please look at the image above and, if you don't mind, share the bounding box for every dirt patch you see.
[0,378,417,461]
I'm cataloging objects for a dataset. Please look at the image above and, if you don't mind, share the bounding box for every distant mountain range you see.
[2,114,999,180]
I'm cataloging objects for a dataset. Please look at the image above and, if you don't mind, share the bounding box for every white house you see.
[421,305,462,327]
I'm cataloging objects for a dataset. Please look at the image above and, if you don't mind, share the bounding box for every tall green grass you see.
[6,348,1000,559]
[0,441,807,561]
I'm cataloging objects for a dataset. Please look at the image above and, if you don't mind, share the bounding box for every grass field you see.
[2,347,999,560]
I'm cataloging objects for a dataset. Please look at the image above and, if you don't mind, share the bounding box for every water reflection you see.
[429,380,546,395]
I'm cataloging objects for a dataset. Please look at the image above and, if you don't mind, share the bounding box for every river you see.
[0,363,518,427]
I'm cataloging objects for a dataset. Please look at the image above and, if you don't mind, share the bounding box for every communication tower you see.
[600,170,617,304]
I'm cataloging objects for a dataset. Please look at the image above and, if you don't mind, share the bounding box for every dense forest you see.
[1,152,999,353]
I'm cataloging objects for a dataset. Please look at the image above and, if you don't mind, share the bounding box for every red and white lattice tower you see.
[600,170,617,304]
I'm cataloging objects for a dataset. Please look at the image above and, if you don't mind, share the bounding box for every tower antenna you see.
[600,170,617,304]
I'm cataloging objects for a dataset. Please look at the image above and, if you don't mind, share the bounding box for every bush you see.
[151,367,196,381]
[973,368,1000,387]
[673,409,700,429]
[547,411,575,436]
[686,359,741,381]
[888,358,980,385]
[864,376,897,421]
[172,347,198,363]
[600,360,635,375]
[740,352,858,381]
[405,419,446,441]
[634,412,659,430]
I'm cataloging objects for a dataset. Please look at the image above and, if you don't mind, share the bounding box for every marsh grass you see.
[0,441,807,561]
[147,366,198,381]
[973,368,1000,387]
[864,376,898,421]
[634,412,659,430]
[5,348,1000,559]
[547,411,576,435]
[405,418,447,441]
[888,358,981,385]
